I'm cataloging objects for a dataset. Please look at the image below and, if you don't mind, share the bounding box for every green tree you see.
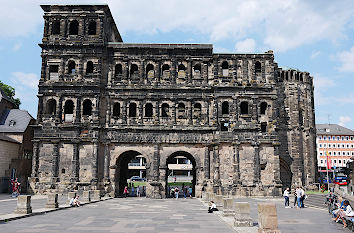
[0,81,21,108]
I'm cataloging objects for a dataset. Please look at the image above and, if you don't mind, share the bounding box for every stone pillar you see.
[222,198,234,216]
[234,202,253,227]
[15,195,32,214]
[31,141,39,177]
[103,143,110,181]
[67,191,77,204]
[91,141,98,182]
[82,190,92,202]
[258,203,280,233]
[72,142,79,181]
[92,190,101,201]
[52,142,59,178]
[46,193,59,208]
[212,145,220,185]
[204,146,210,179]
[75,97,81,123]
[253,144,260,183]
[233,143,240,184]
[37,94,43,123]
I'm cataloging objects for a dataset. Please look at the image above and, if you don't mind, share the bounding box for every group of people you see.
[333,199,354,228]
[283,187,307,208]
[170,186,193,199]
[123,186,143,197]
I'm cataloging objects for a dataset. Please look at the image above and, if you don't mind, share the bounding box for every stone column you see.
[72,141,79,181]
[15,195,32,214]
[253,144,260,183]
[188,102,193,125]
[105,98,111,128]
[37,94,43,123]
[204,146,210,179]
[46,193,59,208]
[82,190,91,202]
[152,144,160,181]
[75,97,81,123]
[52,142,59,178]
[103,143,110,181]
[212,145,220,185]
[258,203,280,233]
[31,141,39,177]
[233,143,240,184]
[92,141,98,182]
[234,202,253,227]
[58,96,63,122]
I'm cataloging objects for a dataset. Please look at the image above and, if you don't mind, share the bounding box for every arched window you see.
[88,21,97,35]
[113,102,120,117]
[193,64,201,73]
[177,64,186,80]
[162,64,170,72]
[68,60,76,74]
[260,102,267,115]
[86,61,93,74]
[52,21,60,35]
[295,72,299,81]
[222,101,229,115]
[177,103,186,119]
[240,101,249,114]
[64,100,74,114]
[193,103,201,118]
[261,122,267,132]
[82,99,92,116]
[255,61,261,73]
[130,64,138,75]
[144,103,153,117]
[115,64,122,76]
[178,64,185,71]
[129,103,137,117]
[69,20,79,35]
[300,73,303,82]
[222,61,229,76]
[46,99,57,115]
[161,103,169,117]
[146,64,154,78]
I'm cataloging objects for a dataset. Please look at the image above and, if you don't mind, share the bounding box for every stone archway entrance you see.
[115,150,147,197]
[165,151,196,198]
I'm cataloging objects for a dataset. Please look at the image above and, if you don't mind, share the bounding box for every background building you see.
[30,5,317,198]
[316,124,354,179]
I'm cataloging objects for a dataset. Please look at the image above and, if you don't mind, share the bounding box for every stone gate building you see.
[29,4,317,198]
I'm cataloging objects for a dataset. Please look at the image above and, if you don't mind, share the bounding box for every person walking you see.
[293,187,298,208]
[123,186,129,198]
[300,187,306,208]
[188,187,193,198]
[283,188,290,208]
[175,187,179,199]
[136,186,140,197]
[295,187,302,208]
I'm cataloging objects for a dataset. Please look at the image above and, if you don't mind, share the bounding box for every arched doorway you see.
[115,150,147,197]
[166,151,196,198]
[280,158,292,191]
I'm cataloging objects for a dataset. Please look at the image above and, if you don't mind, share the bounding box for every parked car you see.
[129,176,145,182]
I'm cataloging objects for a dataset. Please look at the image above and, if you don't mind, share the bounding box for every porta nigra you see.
[29,5,317,198]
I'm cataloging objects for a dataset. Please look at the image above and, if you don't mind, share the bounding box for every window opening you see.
[52,21,60,35]
[222,101,229,115]
[130,64,138,75]
[82,99,92,116]
[177,103,186,119]
[46,99,57,115]
[261,122,267,132]
[86,61,93,74]
[69,20,79,35]
[255,61,261,73]
[260,102,267,115]
[113,102,120,117]
[88,21,97,35]
[193,103,201,118]
[222,61,229,76]
[146,64,154,78]
[145,103,153,117]
[68,61,76,74]
[129,103,137,117]
[240,101,249,114]
[115,64,122,76]
[161,103,169,117]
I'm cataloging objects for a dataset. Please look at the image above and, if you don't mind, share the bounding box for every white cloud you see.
[11,72,39,90]
[0,0,353,52]
[235,38,256,53]
[339,116,352,127]
[13,42,22,51]
[310,50,321,59]
[313,74,336,106]
[337,46,354,72]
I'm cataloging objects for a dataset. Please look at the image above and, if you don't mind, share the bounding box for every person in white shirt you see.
[295,187,302,208]
[208,201,218,213]
[333,200,354,228]
[283,188,290,208]
[70,195,80,207]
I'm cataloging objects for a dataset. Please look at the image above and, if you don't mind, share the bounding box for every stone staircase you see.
[305,194,327,209]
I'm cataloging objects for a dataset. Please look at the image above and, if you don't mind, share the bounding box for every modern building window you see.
[341,136,344,140]
[324,144,327,148]
[319,144,322,148]
[222,101,229,115]
[319,136,322,140]
[324,136,327,140]
[144,103,153,117]
[320,160,323,164]
[351,136,353,140]
[329,152,332,155]
[161,103,169,117]
[88,21,97,35]
[82,99,92,116]
[333,152,336,156]
[240,101,248,114]
[333,144,336,148]
[255,61,261,73]
[69,20,79,35]
[46,99,57,115]
[337,136,340,140]
[86,61,93,74]
[328,144,331,148]
[260,102,267,115]
[129,103,137,117]
[346,136,349,140]
[52,21,61,35]
[319,152,323,156]
[113,102,120,117]
[338,152,341,155]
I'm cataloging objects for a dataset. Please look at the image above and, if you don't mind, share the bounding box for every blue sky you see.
[0,0,354,130]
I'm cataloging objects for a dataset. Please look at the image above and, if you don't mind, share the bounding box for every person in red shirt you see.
[11,178,20,197]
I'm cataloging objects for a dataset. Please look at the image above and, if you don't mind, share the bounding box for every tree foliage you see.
[0,81,21,108]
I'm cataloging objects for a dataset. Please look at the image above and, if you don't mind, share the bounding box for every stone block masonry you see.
[15,195,32,214]
[29,4,317,198]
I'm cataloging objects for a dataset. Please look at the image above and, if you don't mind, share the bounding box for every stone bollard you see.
[15,195,32,214]
[222,198,234,216]
[214,195,224,210]
[92,190,101,201]
[82,190,92,202]
[234,202,253,227]
[46,193,59,208]
[67,192,77,204]
[257,203,281,233]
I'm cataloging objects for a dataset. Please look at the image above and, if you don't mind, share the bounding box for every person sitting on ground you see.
[208,201,218,213]
[70,195,80,207]
[333,200,354,228]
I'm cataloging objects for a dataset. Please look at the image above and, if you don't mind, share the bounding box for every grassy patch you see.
[168,182,192,186]
[306,190,328,195]
[129,181,146,187]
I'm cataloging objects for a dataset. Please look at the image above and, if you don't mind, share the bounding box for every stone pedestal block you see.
[222,198,234,216]
[257,203,281,233]
[209,192,215,202]
[215,195,223,209]
[46,193,59,208]
[15,195,32,214]
[67,192,77,204]
[92,190,101,201]
[234,202,253,227]
[201,192,209,202]
[82,190,92,202]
